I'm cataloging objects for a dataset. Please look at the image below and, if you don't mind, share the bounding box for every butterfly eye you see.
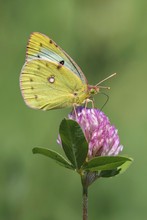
[37,54,41,58]
[89,87,98,95]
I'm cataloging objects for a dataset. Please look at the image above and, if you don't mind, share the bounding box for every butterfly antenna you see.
[95,73,116,88]
[99,92,109,110]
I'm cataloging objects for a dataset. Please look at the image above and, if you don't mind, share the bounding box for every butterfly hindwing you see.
[20,59,88,110]
[26,32,87,84]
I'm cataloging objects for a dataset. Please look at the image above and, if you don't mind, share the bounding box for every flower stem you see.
[82,181,88,220]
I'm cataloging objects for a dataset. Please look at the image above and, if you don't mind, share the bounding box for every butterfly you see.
[20,32,116,110]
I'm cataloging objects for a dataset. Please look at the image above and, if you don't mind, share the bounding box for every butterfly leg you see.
[72,103,78,118]
[84,98,95,109]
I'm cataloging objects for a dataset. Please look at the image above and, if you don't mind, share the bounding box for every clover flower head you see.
[68,107,123,159]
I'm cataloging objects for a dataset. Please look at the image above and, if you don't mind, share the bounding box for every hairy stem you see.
[83,184,88,220]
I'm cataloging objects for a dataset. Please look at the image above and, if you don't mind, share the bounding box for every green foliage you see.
[83,156,133,172]
[100,158,133,178]
[33,119,132,181]
[32,147,74,170]
[59,119,88,169]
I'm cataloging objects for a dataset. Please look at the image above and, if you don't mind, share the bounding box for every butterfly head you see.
[88,73,117,96]
[88,85,100,95]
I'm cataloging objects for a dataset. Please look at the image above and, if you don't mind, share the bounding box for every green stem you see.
[82,184,88,220]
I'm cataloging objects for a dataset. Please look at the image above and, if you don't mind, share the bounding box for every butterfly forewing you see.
[26,32,87,84]
[20,59,89,110]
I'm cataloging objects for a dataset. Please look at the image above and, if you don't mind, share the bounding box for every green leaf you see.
[83,156,133,172]
[59,119,88,169]
[100,169,121,177]
[32,147,74,170]
[100,158,133,177]
[117,159,133,174]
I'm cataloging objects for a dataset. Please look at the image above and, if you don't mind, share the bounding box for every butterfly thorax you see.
[72,85,99,107]
[70,84,89,106]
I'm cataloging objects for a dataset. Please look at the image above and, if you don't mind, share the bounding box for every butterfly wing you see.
[20,59,89,110]
[26,32,87,84]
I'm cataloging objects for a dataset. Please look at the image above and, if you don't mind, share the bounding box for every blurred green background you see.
[0,0,146,219]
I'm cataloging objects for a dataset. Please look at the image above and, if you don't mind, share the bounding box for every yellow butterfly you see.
[20,32,115,110]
